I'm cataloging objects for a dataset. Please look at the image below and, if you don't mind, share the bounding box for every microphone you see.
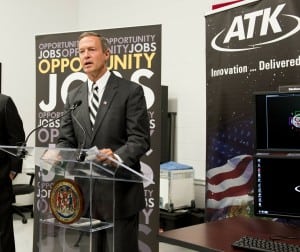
[69,100,82,110]
[16,100,82,159]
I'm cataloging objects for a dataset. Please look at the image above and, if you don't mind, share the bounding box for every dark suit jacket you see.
[0,94,25,211]
[57,72,150,219]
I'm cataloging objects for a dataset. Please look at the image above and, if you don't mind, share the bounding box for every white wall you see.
[0,0,79,147]
[0,0,213,181]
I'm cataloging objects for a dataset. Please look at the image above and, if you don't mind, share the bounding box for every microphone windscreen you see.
[74,100,82,107]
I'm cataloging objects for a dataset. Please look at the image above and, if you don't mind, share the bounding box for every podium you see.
[0,145,154,252]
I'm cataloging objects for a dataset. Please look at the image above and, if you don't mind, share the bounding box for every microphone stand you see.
[17,101,82,159]
[72,114,87,162]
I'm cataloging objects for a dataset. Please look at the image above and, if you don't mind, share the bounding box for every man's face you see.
[79,35,110,80]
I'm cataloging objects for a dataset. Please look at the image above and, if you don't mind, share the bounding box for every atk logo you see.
[211,3,300,52]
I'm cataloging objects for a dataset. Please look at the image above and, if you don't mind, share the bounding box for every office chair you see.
[12,172,35,224]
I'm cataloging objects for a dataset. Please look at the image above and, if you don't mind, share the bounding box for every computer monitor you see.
[254,91,300,152]
[254,154,300,219]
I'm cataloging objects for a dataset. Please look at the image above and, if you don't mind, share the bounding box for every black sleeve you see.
[5,97,26,173]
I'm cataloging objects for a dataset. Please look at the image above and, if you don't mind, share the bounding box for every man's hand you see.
[97,148,117,167]
[9,171,16,180]
[41,149,62,165]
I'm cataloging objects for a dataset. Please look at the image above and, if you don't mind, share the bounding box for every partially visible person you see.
[0,94,25,252]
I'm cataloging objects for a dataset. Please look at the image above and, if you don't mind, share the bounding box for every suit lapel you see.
[92,74,118,139]
[74,83,93,139]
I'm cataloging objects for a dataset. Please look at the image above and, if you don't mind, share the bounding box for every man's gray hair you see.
[78,31,110,51]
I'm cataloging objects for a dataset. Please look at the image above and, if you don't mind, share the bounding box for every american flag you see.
[206,154,254,221]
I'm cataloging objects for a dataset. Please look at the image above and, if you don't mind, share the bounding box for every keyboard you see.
[232,236,300,252]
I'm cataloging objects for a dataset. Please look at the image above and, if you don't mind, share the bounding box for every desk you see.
[159,216,300,252]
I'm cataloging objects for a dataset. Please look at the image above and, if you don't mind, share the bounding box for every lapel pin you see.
[103,101,107,105]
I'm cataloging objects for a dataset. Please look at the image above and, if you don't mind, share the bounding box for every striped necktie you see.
[89,84,99,128]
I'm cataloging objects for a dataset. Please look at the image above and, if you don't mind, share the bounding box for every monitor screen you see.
[255,92,300,152]
[254,154,300,219]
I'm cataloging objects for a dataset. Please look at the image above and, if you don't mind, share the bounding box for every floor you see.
[13,212,197,252]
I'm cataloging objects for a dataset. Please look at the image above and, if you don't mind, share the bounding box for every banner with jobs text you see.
[206,0,300,221]
[34,25,161,251]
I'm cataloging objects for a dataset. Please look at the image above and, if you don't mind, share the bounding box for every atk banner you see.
[34,25,161,251]
[205,0,300,221]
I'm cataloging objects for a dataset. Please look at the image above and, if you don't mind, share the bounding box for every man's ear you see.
[105,49,110,58]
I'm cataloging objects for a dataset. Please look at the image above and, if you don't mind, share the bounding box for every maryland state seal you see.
[50,179,84,224]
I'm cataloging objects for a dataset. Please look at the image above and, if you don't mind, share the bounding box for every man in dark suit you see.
[56,32,150,252]
[0,94,25,252]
